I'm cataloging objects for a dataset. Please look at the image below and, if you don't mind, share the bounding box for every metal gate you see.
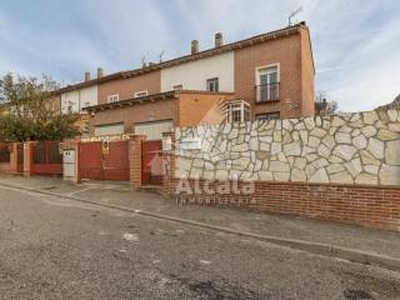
[142,140,164,185]
[0,144,10,163]
[78,140,129,181]
[32,141,63,175]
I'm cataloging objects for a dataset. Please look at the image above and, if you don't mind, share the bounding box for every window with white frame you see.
[107,94,119,103]
[256,65,279,102]
[225,100,250,123]
[206,77,219,92]
[134,90,148,98]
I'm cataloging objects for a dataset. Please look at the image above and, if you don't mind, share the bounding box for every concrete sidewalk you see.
[1,174,400,261]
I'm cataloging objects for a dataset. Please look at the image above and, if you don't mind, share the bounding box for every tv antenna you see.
[159,50,165,63]
[288,7,303,26]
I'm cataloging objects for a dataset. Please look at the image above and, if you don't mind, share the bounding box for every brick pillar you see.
[162,131,176,194]
[9,143,19,174]
[23,141,36,176]
[129,134,146,187]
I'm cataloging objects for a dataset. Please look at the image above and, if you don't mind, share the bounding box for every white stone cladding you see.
[174,109,400,186]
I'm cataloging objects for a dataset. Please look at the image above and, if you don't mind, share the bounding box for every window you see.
[256,65,279,101]
[107,94,119,103]
[173,84,183,91]
[134,90,148,98]
[206,77,219,92]
[225,100,250,123]
[257,112,280,121]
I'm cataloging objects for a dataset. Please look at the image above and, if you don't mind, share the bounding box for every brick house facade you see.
[97,71,161,105]
[86,90,233,138]
[234,25,314,119]
[57,22,314,138]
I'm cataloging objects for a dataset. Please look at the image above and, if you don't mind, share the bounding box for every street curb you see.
[1,181,400,273]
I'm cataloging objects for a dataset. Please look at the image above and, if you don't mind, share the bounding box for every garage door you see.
[95,123,124,136]
[135,120,173,140]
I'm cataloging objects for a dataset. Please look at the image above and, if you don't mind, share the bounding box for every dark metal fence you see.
[0,144,11,163]
[33,141,62,164]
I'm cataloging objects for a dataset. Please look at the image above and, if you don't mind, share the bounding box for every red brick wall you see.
[252,181,400,231]
[170,179,400,231]
[98,71,161,104]
[233,26,314,119]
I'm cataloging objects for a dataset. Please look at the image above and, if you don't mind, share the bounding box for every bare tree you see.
[315,90,338,116]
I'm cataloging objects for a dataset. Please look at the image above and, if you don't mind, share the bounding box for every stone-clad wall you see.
[175,109,400,186]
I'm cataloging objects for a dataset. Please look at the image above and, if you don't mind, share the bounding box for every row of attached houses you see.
[55,22,315,141]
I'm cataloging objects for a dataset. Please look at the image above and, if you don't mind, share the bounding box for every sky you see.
[0,0,399,112]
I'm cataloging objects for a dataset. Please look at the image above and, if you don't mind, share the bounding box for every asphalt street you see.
[0,185,399,300]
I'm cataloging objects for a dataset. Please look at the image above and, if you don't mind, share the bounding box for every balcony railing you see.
[255,83,280,102]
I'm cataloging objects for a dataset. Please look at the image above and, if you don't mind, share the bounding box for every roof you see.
[84,91,177,113]
[83,90,234,113]
[58,22,309,94]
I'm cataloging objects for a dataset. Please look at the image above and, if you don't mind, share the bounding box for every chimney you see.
[84,71,91,82]
[97,68,104,78]
[215,32,223,47]
[191,40,199,54]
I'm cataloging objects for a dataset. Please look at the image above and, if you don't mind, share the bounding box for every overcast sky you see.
[0,0,399,111]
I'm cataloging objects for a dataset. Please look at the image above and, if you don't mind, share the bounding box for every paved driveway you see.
[0,185,400,299]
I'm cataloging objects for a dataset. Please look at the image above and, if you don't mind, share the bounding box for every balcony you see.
[255,83,280,102]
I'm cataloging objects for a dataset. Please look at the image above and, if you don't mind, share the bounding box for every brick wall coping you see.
[84,91,177,113]
[172,178,400,191]
[177,90,234,96]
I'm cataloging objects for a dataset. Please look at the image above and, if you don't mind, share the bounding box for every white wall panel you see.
[161,52,234,92]
[61,85,98,114]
